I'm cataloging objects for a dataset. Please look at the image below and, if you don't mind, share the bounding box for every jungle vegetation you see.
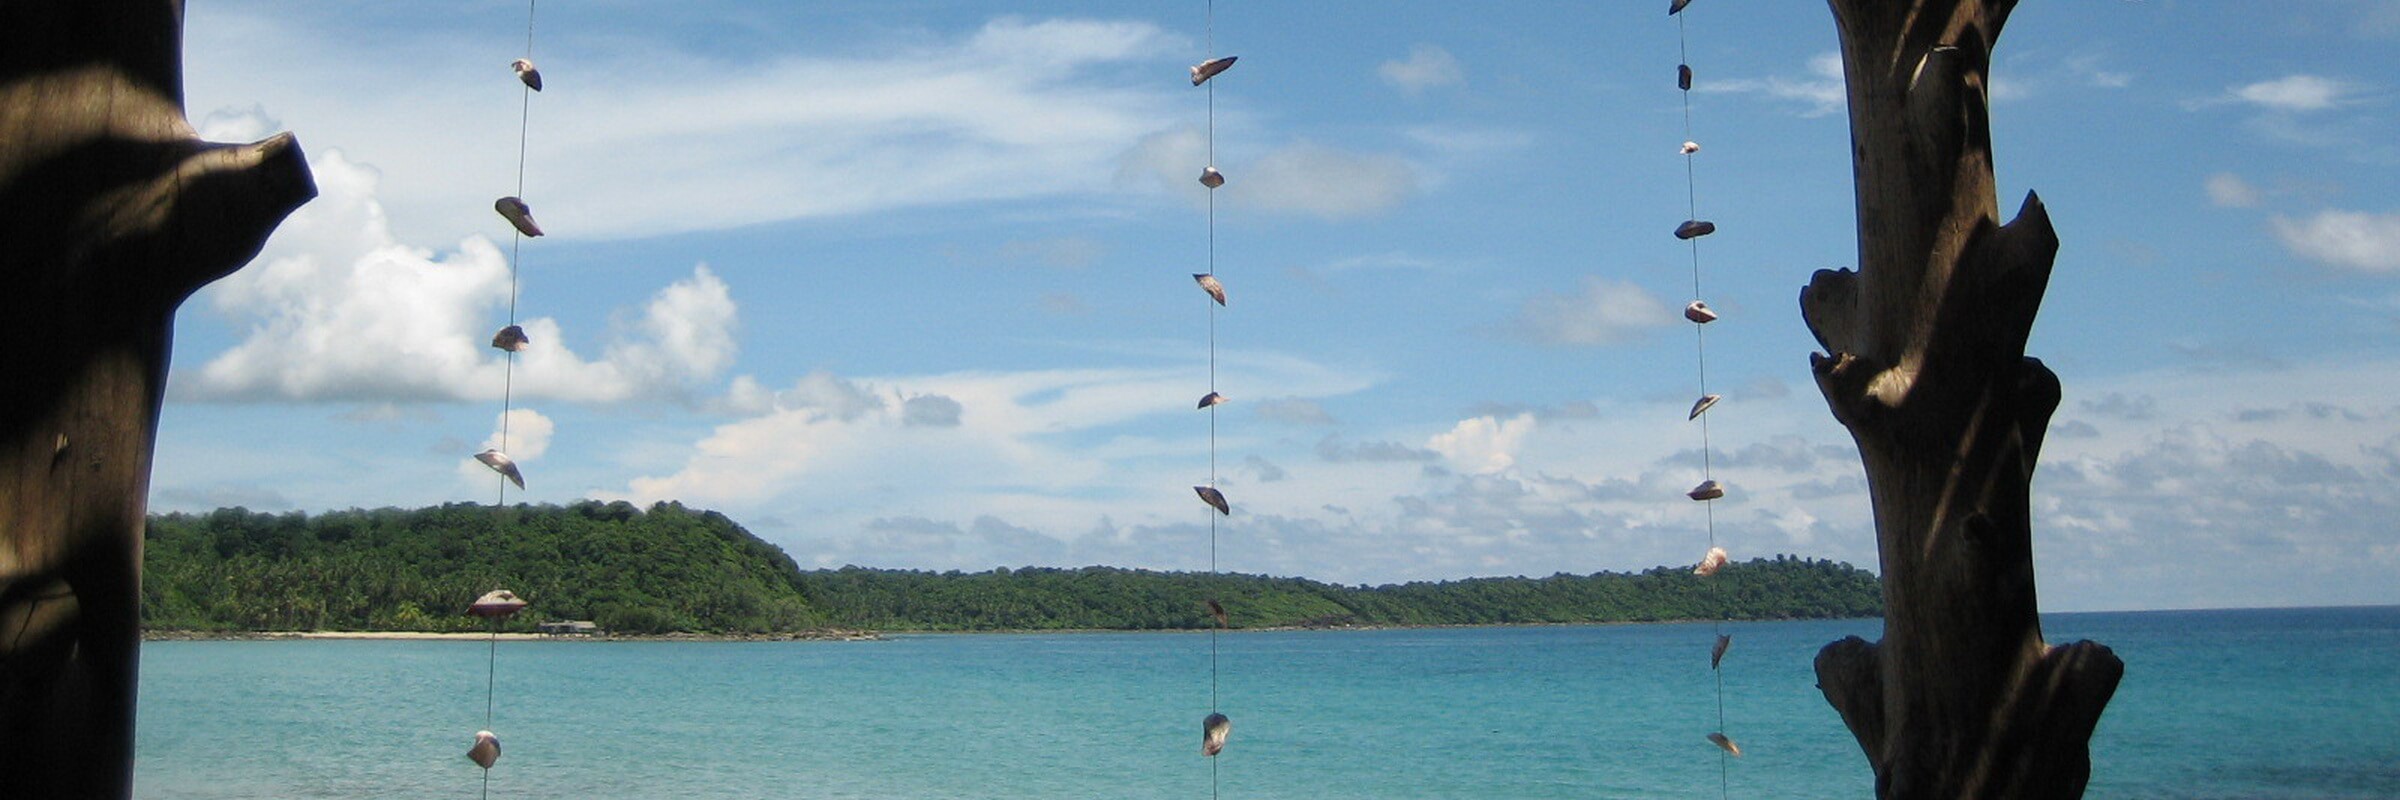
[143,502,1881,634]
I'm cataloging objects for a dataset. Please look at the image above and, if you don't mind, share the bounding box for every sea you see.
[133,606,2400,799]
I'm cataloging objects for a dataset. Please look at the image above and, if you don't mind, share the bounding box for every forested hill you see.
[143,502,1881,634]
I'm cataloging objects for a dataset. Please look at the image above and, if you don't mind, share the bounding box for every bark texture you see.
[0,1,314,796]
[1803,1,2122,798]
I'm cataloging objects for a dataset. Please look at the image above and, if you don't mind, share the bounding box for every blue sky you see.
[157,1,2400,612]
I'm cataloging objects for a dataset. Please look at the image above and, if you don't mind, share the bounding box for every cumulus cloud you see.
[2270,209,2400,272]
[479,408,556,460]
[1709,52,1846,118]
[1117,129,1419,219]
[1508,276,1673,347]
[2205,173,2263,208]
[1379,44,1463,95]
[1427,413,1536,475]
[458,408,555,487]
[178,150,739,405]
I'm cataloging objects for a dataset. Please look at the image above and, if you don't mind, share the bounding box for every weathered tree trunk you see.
[1801,1,2122,798]
[0,1,314,796]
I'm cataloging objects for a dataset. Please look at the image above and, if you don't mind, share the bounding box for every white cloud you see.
[178,150,740,404]
[608,353,1377,521]
[458,408,554,487]
[2206,172,2263,208]
[2227,74,2358,112]
[1379,44,1464,95]
[1708,52,1846,118]
[1317,436,1437,463]
[1509,276,1673,347]
[1246,142,1419,219]
[1427,413,1536,475]
[1116,128,1420,220]
[2270,210,2400,272]
[480,408,554,460]
[184,15,1187,242]
[1254,397,1337,426]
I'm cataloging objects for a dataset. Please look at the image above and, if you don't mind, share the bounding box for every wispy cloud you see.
[1379,44,1464,95]
[1117,128,1420,220]
[1707,52,1845,118]
[2224,74,2361,112]
[606,355,1377,522]
[1506,276,1673,347]
[2270,209,2400,272]
[186,16,1193,242]
[2205,172,2263,208]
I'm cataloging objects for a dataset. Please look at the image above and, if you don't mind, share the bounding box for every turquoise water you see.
[134,607,2400,798]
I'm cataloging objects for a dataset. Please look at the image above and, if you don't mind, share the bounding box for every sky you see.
[155,1,2400,613]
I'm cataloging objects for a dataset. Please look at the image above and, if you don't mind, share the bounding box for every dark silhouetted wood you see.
[0,1,314,796]
[1802,1,2122,797]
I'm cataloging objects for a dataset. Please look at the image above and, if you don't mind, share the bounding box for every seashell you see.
[1674,219,1716,240]
[467,730,502,769]
[1199,166,1225,189]
[1194,485,1230,516]
[1197,392,1228,410]
[1202,712,1232,756]
[476,449,526,490]
[1688,394,1720,420]
[1191,56,1238,86]
[491,325,530,353]
[1711,633,1731,670]
[495,196,544,238]
[468,589,528,618]
[1707,731,1741,757]
[1193,273,1227,306]
[1694,546,1729,577]
[1686,479,1723,502]
[1684,300,1718,324]
[511,58,543,91]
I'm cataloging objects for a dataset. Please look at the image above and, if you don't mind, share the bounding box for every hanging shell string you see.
[1200,4,1226,800]
[476,7,542,800]
[1207,0,1222,786]
[1672,3,1734,798]
[497,0,537,508]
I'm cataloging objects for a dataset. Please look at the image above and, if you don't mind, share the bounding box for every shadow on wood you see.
[1802,1,2122,797]
[0,1,315,796]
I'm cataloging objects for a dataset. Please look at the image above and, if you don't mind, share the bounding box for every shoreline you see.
[143,616,1884,643]
[143,628,885,642]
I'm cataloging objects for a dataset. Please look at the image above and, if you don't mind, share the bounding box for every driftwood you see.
[0,1,314,796]
[1803,1,2121,797]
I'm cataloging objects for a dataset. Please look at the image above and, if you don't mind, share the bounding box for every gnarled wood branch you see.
[1,1,314,796]
[1803,2,2121,797]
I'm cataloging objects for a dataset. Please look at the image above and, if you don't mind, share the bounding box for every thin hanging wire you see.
[481,9,540,800]
[1676,9,1732,799]
[482,616,499,800]
[1203,4,1223,799]
[496,0,538,507]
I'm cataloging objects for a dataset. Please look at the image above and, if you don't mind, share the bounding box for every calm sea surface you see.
[133,606,2399,799]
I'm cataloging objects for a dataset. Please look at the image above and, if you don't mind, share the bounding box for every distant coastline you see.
[142,503,1885,636]
[142,628,884,642]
